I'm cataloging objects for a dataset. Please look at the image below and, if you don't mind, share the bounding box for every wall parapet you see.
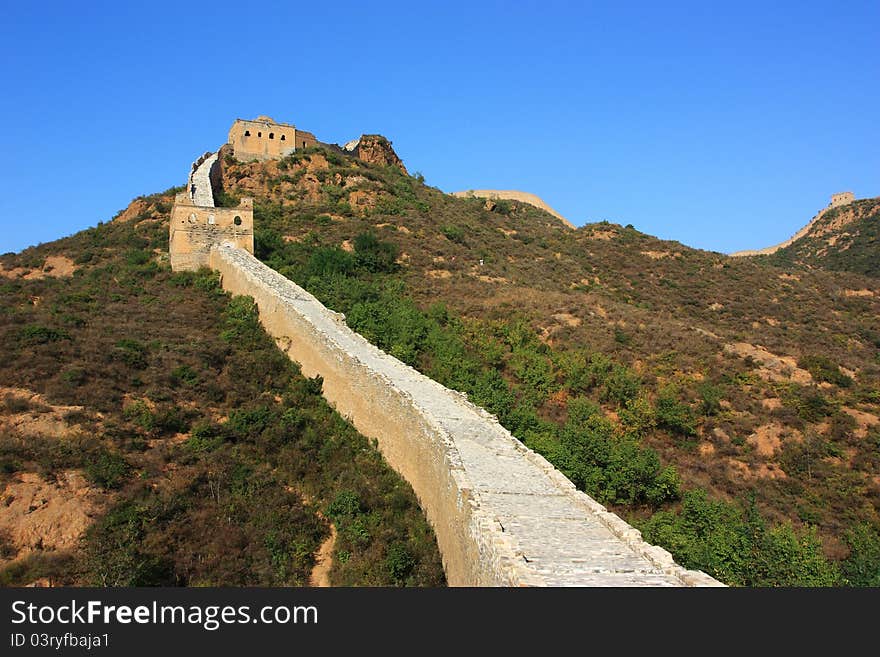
[209,243,723,587]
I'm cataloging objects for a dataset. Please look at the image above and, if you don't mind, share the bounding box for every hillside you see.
[212,140,879,585]
[762,198,880,278]
[2,136,878,587]
[0,198,444,586]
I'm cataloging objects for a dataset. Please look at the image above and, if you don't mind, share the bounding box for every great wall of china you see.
[729,191,855,257]
[169,118,722,586]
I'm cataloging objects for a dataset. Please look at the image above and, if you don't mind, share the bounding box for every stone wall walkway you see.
[189,152,217,207]
[211,244,723,587]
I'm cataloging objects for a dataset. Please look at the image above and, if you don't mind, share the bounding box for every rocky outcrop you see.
[350,134,408,174]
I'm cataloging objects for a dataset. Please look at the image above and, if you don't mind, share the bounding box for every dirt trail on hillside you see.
[309,523,337,587]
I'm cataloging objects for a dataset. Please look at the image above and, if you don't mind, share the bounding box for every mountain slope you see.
[213,141,880,585]
[3,136,878,587]
[0,197,444,586]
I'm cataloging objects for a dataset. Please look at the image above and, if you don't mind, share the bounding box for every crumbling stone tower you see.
[227,115,318,162]
[830,191,855,208]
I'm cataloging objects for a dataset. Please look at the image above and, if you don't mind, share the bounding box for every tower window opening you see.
[269,133,274,139]
[244,130,251,136]
[258,132,262,137]
[280,134,286,141]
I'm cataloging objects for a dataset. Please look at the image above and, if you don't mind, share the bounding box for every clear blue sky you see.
[1,1,877,254]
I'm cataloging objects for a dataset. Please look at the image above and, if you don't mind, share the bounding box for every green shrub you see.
[113,339,149,370]
[353,231,398,273]
[18,325,71,345]
[184,423,225,454]
[441,225,465,244]
[385,543,415,584]
[698,383,723,416]
[841,523,880,587]
[639,490,841,586]
[558,398,679,506]
[305,247,356,278]
[655,386,697,436]
[84,450,130,489]
[798,355,853,387]
[327,490,362,520]
[170,364,198,386]
[226,406,275,440]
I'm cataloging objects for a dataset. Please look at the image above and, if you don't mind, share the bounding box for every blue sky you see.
[1,1,876,254]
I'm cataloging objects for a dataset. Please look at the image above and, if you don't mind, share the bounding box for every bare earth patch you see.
[0,471,104,563]
[427,269,452,279]
[0,388,85,439]
[725,458,787,480]
[0,256,76,280]
[640,251,681,260]
[113,198,151,223]
[841,408,880,439]
[761,398,783,410]
[746,423,789,457]
[844,289,875,298]
[723,342,813,384]
[552,312,581,327]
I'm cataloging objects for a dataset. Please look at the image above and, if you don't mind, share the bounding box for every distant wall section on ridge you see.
[730,191,857,257]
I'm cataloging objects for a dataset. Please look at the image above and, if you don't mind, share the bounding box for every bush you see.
[18,325,71,345]
[558,398,679,506]
[113,339,149,370]
[841,523,880,587]
[327,490,362,520]
[798,355,853,388]
[305,247,356,278]
[385,543,415,584]
[440,225,465,244]
[353,232,398,273]
[639,490,841,586]
[655,386,697,437]
[184,423,225,454]
[84,449,130,489]
[698,383,723,416]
